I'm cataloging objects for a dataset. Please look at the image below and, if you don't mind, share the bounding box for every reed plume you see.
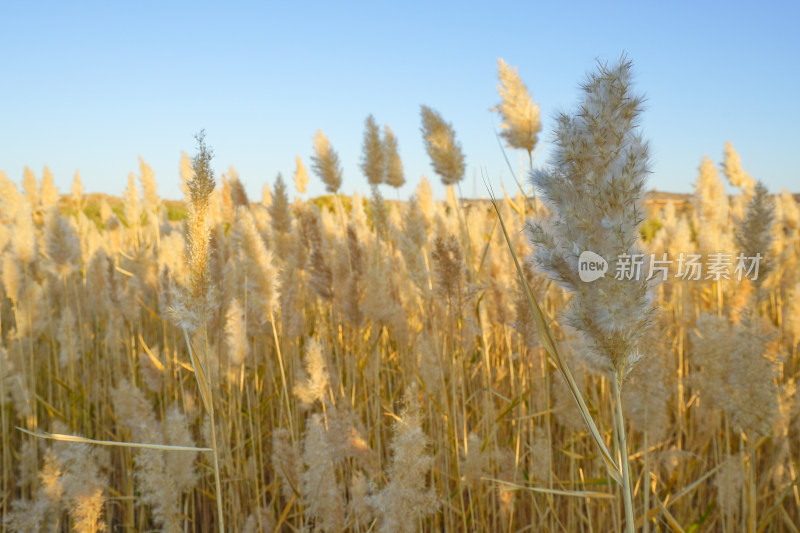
[420,105,465,186]
[71,171,84,210]
[493,58,541,160]
[692,313,779,439]
[184,129,216,308]
[735,181,774,289]
[383,125,405,189]
[294,338,331,409]
[361,114,385,186]
[226,166,249,208]
[51,438,108,533]
[271,426,301,503]
[0,170,25,222]
[170,129,226,531]
[722,141,755,197]
[138,156,160,215]
[4,450,64,532]
[371,385,438,533]
[224,298,248,366]
[527,58,653,379]
[12,205,37,265]
[694,155,734,255]
[123,172,141,231]
[44,208,80,278]
[179,151,193,201]
[113,381,198,532]
[269,173,291,234]
[232,206,280,326]
[527,57,652,531]
[311,129,343,193]
[21,166,39,209]
[294,154,310,195]
[302,413,345,531]
[39,166,59,209]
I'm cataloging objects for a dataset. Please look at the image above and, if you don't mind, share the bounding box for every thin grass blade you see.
[484,478,614,499]
[183,327,213,416]
[487,184,622,484]
[17,427,211,452]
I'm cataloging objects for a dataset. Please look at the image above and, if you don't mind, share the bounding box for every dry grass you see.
[1,69,799,533]
[0,173,797,531]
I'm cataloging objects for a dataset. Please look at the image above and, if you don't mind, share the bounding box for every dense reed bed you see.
[1,59,799,532]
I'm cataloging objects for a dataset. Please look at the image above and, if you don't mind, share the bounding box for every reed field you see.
[1,58,799,532]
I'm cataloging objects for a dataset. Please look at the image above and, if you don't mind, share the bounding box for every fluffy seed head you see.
[40,166,59,208]
[22,166,39,207]
[693,155,733,255]
[186,129,216,304]
[302,414,345,531]
[293,155,309,195]
[269,173,291,234]
[12,206,37,265]
[45,208,80,277]
[361,114,385,186]
[224,298,249,366]
[71,171,84,207]
[139,156,159,213]
[527,57,654,378]
[294,338,330,409]
[311,129,343,193]
[420,105,466,186]
[722,141,755,197]
[692,314,779,437]
[0,170,25,222]
[232,206,281,323]
[493,58,541,157]
[371,384,438,533]
[383,125,405,189]
[735,181,774,288]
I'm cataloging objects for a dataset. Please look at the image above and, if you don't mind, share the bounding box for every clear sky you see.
[1,1,798,201]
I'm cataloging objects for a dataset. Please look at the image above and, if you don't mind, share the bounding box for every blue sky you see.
[1,1,798,200]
